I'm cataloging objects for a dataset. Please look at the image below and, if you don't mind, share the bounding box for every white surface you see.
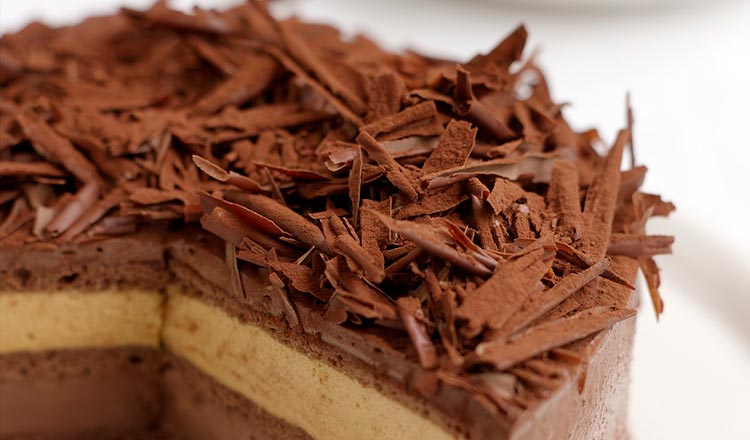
[2,1,749,438]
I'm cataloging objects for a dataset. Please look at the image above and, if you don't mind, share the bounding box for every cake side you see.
[0,234,638,440]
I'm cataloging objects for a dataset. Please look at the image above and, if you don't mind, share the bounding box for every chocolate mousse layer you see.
[0,348,163,439]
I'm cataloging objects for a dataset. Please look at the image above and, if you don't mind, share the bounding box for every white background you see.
[2,1,749,438]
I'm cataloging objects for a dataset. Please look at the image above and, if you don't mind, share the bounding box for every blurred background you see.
[2,1,749,438]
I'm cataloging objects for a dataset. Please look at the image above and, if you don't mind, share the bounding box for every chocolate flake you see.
[457,237,553,338]
[420,154,556,190]
[357,132,419,201]
[422,120,477,173]
[476,307,636,370]
[397,296,439,369]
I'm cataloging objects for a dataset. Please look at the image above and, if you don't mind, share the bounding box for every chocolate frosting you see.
[0,0,674,433]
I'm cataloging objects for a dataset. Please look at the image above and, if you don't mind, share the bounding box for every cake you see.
[0,2,675,439]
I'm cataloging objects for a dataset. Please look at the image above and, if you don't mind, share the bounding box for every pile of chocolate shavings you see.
[0,1,675,418]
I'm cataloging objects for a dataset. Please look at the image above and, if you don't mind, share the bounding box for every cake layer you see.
[161,353,313,440]
[0,348,163,439]
[0,290,163,353]
[162,289,452,440]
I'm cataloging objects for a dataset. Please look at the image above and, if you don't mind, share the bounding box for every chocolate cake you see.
[0,1,674,439]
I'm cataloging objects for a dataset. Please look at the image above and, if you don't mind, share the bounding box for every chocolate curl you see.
[367,209,493,277]
[553,240,634,289]
[323,214,386,284]
[348,145,363,227]
[422,119,477,173]
[364,71,406,121]
[468,25,528,71]
[547,160,584,241]
[497,258,612,336]
[276,20,367,116]
[45,182,101,237]
[629,192,674,320]
[359,199,389,274]
[0,161,65,178]
[203,104,330,133]
[192,155,270,193]
[454,66,516,141]
[270,258,330,302]
[324,257,398,321]
[395,184,467,219]
[420,154,556,191]
[486,177,525,214]
[626,92,636,169]
[225,241,246,299]
[201,206,297,258]
[457,238,553,338]
[356,132,419,201]
[16,112,100,185]
[191,53,279,115]
[263,46,363,125]
[476,307,636,371]
[581,129,628,261]
[640,256,665,319]
[607,234,674,258]
[199,192,285,238]
[225,192,329,254]
[123,1,238,35]
[269,272,300,329]
[360,101,441,139]
[397,297,438,369]
[60,188,127,240]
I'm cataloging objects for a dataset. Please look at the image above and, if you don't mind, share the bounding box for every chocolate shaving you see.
[269,272,300,329]
[191,53,278,115]
[368,210,493,277]
[357,132,419,201]
[454,66,516,141]
[487,177,526,215]
[395,184,468,219]
[224,192,328,253]
[457,237,553,338]
[581,130,628,260]
[16,112,100,184]
[325,257,397,321]
[348,145,363,226]
[0,161,65,178]
[397,296,439,369]
[361,101,442,140]
[607,233,674,258]
[45,183,101,237]
[476,307,636,370]
[498,258,611,336]
[270,259,329,302]
[547,160,584,241]
[420,154,556,190]
[193,155,269,193]
[365,71,406,121]
[640,256,664,319]
[225,241,246,299]
[422,120,477,173]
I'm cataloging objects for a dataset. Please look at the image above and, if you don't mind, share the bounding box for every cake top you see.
[0,0,673,418]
